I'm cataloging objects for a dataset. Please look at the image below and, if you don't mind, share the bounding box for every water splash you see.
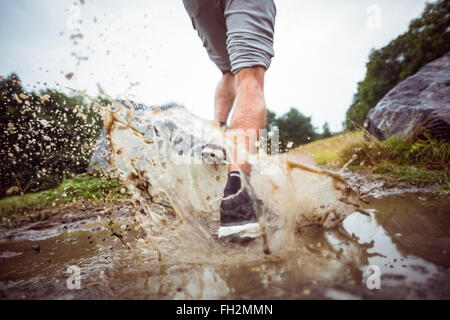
[102,102,361,258]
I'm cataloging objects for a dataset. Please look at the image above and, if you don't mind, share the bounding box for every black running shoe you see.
[218,177,262,239]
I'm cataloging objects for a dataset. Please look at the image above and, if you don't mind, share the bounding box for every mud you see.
[1,190,449,300]
[341,170,442,198]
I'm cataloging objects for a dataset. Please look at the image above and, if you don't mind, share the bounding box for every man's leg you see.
[222,0,275,175]
[214,72,235,124]
[183,0,275,238]
[212,67,266,173]
[201,71,235,164]
[218,66,266,238]
[218,0,275,239]
[229,67,266,174]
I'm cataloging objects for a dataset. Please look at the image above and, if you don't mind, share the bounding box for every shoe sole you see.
[218,222,260,239]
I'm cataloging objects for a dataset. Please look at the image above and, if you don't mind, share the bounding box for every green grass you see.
[296,131,450,190]
[0,173,126,217]
[295,131,365,166]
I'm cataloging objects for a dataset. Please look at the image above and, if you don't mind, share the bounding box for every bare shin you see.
[214,72,235,123]
[229,67,266,174]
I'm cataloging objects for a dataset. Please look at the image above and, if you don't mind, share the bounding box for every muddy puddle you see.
[1,192,449,300]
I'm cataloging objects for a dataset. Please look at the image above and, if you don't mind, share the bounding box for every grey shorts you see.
[182,0,276,74]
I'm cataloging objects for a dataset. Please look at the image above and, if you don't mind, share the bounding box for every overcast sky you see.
[0,0,434,131]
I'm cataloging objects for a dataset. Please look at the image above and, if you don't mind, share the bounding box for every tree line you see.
[266,108,333,151]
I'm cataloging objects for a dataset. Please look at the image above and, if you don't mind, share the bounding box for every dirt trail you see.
[1,186,449,299]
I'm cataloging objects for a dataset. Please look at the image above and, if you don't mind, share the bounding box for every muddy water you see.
[103,105,362,259]
[1,192,449,300]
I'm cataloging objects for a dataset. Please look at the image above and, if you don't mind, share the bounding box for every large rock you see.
[364,52,450,141]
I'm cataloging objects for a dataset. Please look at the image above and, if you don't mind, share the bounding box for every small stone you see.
[32,245,40,252]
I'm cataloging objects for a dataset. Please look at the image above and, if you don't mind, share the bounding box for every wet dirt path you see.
[1,191,449,300]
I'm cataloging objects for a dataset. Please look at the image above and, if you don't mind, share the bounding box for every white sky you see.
[0,0,434,131]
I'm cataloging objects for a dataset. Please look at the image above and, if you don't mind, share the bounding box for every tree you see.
[266,108,319,151]
[320,122,333,139]
[265,109,277,131]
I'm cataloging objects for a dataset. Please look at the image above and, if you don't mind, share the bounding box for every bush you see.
[0,73,103,197]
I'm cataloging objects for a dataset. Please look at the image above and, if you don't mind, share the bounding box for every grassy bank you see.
[0,174,126,217]
[296,131,449,191]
